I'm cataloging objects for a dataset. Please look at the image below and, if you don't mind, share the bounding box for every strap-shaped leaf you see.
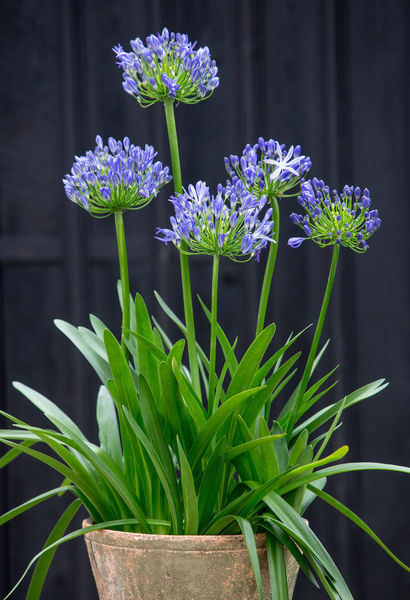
[159,362,195,452]
[226,324,276,399]
[96,385,122,466]
[135,294,162,403]
[266,533,290,600]
[0,486,74,526]
[12,382,87,441]
[177,437,198,534]
[242,353,301,429]
[26,499,82,600]
[279,461,410,495]
[171,358,207,429]
[291,379,388,438]
[308,485,410,571]
[197,436,227,532]
[197,295,239,377]
[233,516,263,600]
[54,319,111,383]
[123,407,182,533]
[261,490,353,599]
[189,387,264,472]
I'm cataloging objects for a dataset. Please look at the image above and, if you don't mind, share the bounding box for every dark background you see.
[1,0,409,598]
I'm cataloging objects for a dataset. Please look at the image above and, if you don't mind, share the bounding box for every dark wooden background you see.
[1,1,409,598]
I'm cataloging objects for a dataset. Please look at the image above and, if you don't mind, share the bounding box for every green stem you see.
[114,211,130,359]
[163,98,201,398]
[208,254,220,414]
[255,197,280,336]
[287,244,340,435]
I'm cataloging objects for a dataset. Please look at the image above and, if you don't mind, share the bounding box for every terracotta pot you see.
[83,518,300,600]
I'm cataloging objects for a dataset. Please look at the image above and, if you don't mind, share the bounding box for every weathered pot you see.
[83,518,300,600]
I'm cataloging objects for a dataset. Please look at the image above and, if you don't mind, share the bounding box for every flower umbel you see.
[288,178,381,252]
[113,28,219,107]
[155,179,274,261]
[224,137,311,201]
[63,136,172,217]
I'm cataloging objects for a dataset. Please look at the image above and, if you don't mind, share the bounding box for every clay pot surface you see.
[83,518,299,600]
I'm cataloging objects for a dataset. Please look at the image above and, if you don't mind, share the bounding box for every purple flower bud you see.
[95,135,103,149]
[122,77,139,96]
[99,187,111,200]
[289,213,300,225]
[123,170,134,187]
[217,233,227,249]
[108,137,117,154]
[303,224,312,236]
[288,237,305,248]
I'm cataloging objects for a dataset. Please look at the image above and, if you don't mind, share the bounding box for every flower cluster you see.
[63,136,172,217]
[288,179,381,252]
[113,28,219,107]
[224,137,311,200]
[155,179,274,261]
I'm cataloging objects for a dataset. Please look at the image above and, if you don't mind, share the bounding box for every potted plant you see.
[0,28,408,599]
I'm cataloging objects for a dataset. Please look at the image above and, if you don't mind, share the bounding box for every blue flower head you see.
[288,179,381,252]
[156,179,275,261]
[224,137,311,200]
[113,29,219,107]
[63,136,172,217]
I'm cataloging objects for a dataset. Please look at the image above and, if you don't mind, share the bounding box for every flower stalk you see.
[163,98,201,398]
[114,211,131,358]
[255,196,280,336]
[287,243,340,435]
[208,253,220,413]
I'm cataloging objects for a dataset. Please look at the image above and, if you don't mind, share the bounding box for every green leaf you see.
[12,382,87,441]
[289,429,309,466]
[251,325,309,387]
[232,516,263,600]
[26,499,82,600]
[197,295,239,376]
[167,339,186,368]
[96,385,122,466]
[226,324,276,399]
[189,387,264,472]
[138,374,178,497]
[242,353,300,429]
[226,433,286,462]
[266,533,290,600]
[291,379,388,439]
[308,485,410,572]
[0,440,36,467]
[257,416,280,480]
[54,319,111,384]
[159,361,195,452]
[103,329,139,415]
[271,421,290,474]
[89,313,108,338]
[261,491,353,599]
[123,407,182,533]
[278,461,410,495]
[135,294,162,402]
[171,359,207,430]
[197,436,227,531]
[213,338,238,407]
[0,486,74,526]
[177,437,198,534]
[259,518,318,587]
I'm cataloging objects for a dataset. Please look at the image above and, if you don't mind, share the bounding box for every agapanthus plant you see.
[288,178,381,251]
[156,179,274,260]
[113,28,219,107]
[63,135,171,216]
[1,28,409,600]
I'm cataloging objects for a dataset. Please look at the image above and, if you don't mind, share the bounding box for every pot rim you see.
[82,517,268,551]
